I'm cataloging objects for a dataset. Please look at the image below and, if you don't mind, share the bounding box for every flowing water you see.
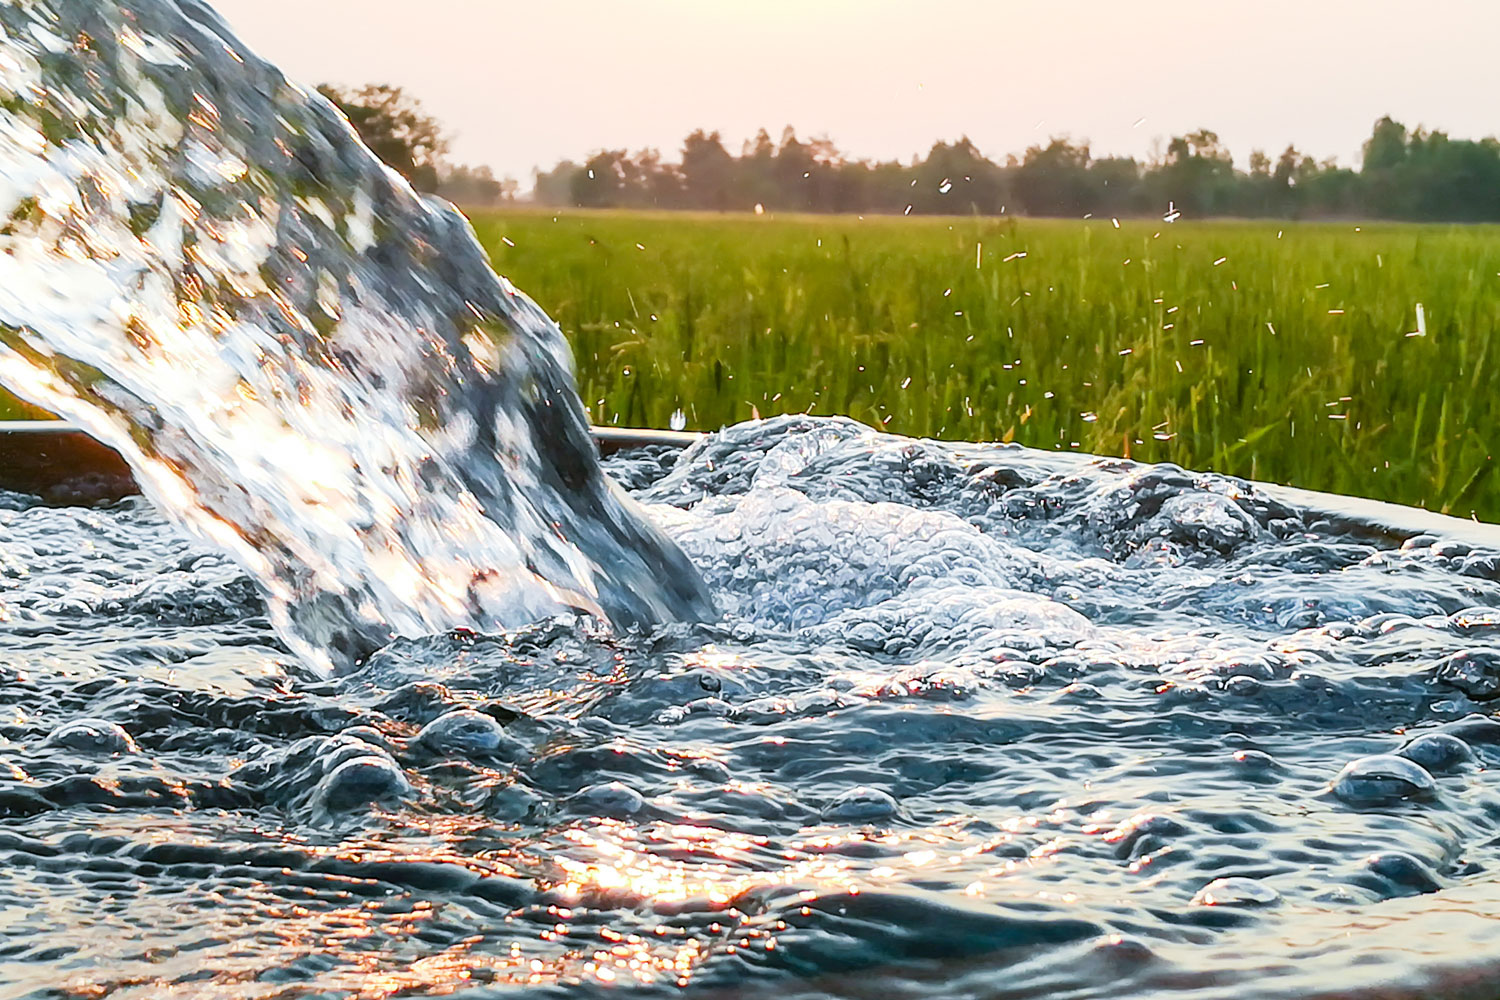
[2,2,1500,999]
[0,0,709,675]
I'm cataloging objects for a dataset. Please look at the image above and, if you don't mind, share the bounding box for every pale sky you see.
[210,0,1499,188]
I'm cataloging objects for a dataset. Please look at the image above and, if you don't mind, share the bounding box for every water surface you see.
[0,1,1498,996]
[5,417,1500,998]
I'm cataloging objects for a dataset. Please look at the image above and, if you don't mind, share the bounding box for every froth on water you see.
[5,417,1500,997]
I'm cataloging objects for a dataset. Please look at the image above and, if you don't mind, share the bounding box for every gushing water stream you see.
[0,0,709,674]
[2,3,1500,998]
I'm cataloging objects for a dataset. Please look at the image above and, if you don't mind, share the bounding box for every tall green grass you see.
[469,210,1500,520]
[3,210,1496,519]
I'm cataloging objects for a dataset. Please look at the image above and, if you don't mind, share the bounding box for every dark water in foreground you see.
[4,415,1500,999]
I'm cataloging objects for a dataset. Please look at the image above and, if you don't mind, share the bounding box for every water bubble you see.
[1103,813,1189,859]
[572,781,646,817]
[1361,852,1444,897]
[414,710,511,757]
[489,783,544,823]
[686,758,732,782]
[670,408,687,432]
[1224,675,1261,696]
[1398,733,1475,773]
[1330,755,1437,806]
[1191,878,1280,907]
[1312,885,1376,906]
[46,718,137,755]
[1057,682,1104,700]
[1440,714,1500,744]
[313,755,412,811]
[1231,749,1277,771]
[823,786,899,822]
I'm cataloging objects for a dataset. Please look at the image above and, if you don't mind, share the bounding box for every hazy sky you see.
[210,0,1500,186]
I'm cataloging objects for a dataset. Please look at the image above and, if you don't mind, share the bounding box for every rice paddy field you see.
[470,210,1500,520]
[6,210,1500,520]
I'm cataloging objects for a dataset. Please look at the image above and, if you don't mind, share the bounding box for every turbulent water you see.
[0,0,708,674]
[2,416,1500,998]
[3,0,1500,997]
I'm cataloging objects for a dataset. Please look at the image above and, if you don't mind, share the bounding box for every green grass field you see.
[469,210,1500,520]
[5,210,1498,519]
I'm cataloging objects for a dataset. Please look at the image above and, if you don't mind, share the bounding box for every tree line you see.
[316,86,1500,222]
[534,119,1500,221]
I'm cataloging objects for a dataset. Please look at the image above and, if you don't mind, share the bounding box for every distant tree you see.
[1233,149,1277,215]
[1299,159,1363,217]
[864,159,916,213]
[1089,156,1144,214]
[1014,138,1094,216]
[532,160,582,206]
[572,150,637,208]
[1159,129,1236,215]
[317,83,449,192]
[1363,116,1409,172]
[913,137,1006,214]
[1400,129,1500,221]
[437,164,508,206]
[1264,145,1305,214]
[680,130,738,210]
[1359,116,1412,217]
[736,129,779,208]
[633,148,684,206]
[772,127,815,211]
[1273,145,1310,186]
